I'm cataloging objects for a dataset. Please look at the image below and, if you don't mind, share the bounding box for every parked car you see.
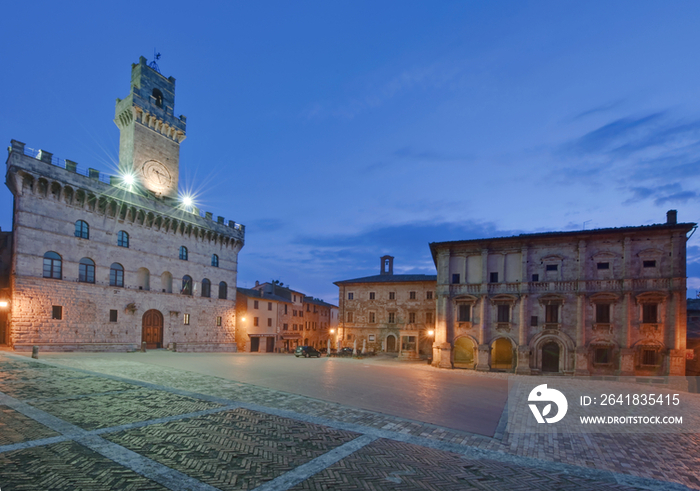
[295,346,321,358]
[337,347,354,357]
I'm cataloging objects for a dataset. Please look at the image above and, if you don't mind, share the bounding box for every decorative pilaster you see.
[476,344,490,371]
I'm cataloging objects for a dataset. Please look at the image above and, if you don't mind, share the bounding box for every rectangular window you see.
[347,312,353,322]
[426,312,433,324]
[643,304,658,323]
[283,323,288,330]
[452,274,460,284]
[52,305,62,320]
[347,334,352,340]
[426,291,433,300]
[369,312,376,323]
[299,311,303,318]
[109,310,118,322]
[409,291,416,300]
[254,317,259,326]
[532,274,539,282]
[254,300,259,309]
[369,292,375,300]
[642,349,657,366]
[490,272,498,283]
[530,315,538,327]
[409,312,416,323]
[596,304,611,323]
[546,264,558,272]
[284,305,288,314]
[293,310,297,316]
[497,305,510,323]
[267,318,272,327]
[643,260,656,268]
[293,324,297,330]
[597,262,610,270]
[369,334,375,342]
[184,313,190,325]
[268,302,272,311]
[545,304,559,323]
[389,292,395,300]
[348,292,354,300]
[595,348,611,364]
[216,316,222,326]
[458,304,470,322]
[388,312,396,323]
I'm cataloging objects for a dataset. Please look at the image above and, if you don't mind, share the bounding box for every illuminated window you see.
[184,313,190,325]
[216,316,222,326]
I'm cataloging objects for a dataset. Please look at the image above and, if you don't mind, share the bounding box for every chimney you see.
[255,280,259,287]
[380,255,394,275]
[666,210,677,225]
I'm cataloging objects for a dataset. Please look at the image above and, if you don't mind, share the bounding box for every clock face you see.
[141,160,172,192]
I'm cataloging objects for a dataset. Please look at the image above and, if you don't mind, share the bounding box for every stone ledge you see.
[171,342,237,353]
[13,343,138,352]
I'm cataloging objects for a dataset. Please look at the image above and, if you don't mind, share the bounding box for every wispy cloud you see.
[570,100,624,121]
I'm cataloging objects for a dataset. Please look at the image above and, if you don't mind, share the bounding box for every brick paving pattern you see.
[106,408,359,490]
[0,440,167,490]
[291,438,646,491]
[0,353,697,490]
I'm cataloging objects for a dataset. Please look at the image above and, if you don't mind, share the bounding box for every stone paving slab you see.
[0,405,59,445]
[29,388,223,431]
[0,375,136,400]
[1,353,697,491]
[105,408,360,490]
[290,437,647,491]
[0,440,168,490]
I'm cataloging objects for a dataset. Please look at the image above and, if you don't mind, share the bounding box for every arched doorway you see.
[142,310,163,349]
[491,338,514,370]
[542,341,560,372]
[454,337,476,368]
[386,334,397,352]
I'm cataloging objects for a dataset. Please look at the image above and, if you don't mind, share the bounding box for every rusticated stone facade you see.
[335,256,436,359]
[429,211,695,376]
[3,57,245,352]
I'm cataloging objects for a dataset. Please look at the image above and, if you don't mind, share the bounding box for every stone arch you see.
[63,185,74,205]
[37,178,49,197]
[97,197,107,215]
[75,189,85,207]
[490,336,516,370]
[21,173,35,193]
[161,271,173,293]
[146,212,154,228]
[529,330,576,373]
[87,194,97,211]
[50,181,61,200]
[137,210,145,225]
[137,267,150,291]
[453,335,477,368]
[107,201,118,218]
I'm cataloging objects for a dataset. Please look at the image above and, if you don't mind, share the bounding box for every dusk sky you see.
[2,1,699,303]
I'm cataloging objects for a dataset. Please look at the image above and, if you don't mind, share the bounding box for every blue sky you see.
[2,1,699,303]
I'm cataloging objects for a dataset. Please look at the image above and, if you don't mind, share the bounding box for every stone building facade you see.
[334,256,436,358]
[429,211,695,376]
[235,281,337,352]
[3,57,245,352]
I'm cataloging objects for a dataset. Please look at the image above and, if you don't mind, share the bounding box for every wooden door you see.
[0,310,7,345]
[265,337,274,353]
[542,342,560,372]
[142,310,163,349]
[250,337,259,352]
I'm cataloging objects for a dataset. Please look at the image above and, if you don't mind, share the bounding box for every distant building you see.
[429,211,695,376]
[236,281,337,352]
[686,298,700,376]
[2,57,244,352]
[334,256,436,358]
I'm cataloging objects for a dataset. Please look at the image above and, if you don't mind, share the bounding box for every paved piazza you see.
[0,352,698,490]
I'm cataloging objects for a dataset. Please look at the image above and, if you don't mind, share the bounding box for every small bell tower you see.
[114,56,186,199]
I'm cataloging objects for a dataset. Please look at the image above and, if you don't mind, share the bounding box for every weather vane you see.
[149,50,161,73]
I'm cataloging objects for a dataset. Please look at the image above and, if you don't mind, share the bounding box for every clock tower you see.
[114,56,186,199]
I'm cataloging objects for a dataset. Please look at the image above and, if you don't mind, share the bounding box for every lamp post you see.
[427,329,435,365]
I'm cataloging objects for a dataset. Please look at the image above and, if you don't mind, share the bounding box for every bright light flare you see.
[179,193,197,212]
[0,301,8,308]
[428,330,434,336]
[122,173,135,185]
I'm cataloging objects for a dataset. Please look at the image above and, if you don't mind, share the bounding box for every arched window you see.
[43,252,62,279]
[179,246,188,261]
[201,278,211,298]
[182,275,193,295]
[117,231,129,248]
[152,88,163,108]
[161,271,173,293]
[110,263,124,287]
[79,258,95,283]
[75,220,89,239]
[211,254,219,267]
[218,281,227,299]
